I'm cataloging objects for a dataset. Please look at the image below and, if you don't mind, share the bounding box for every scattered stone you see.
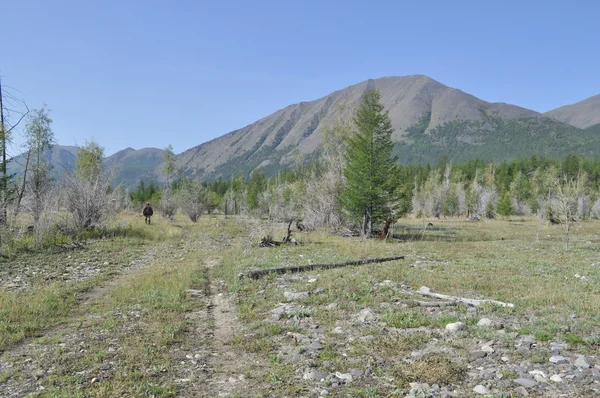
[303,369,330,381]
[270,304,287,319]
[574,355,592,368]
[467,351,487,361]
[284,291,310,301]
[514,386,529,396]
[349,368,363,378]
[549,355,567,365]
[335,372,353,383]
[445,322,466,333]
[356,308,377,323]
[473,385,489,394]
[513,378,536,388]
[309,341,323,351]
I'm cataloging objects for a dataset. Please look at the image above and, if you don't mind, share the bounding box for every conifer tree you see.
[340,89,398,236]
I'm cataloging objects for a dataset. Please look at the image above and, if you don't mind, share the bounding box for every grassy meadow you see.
[1,214,599,396]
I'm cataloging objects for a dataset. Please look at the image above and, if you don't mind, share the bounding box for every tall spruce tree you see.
[340,89,398,236]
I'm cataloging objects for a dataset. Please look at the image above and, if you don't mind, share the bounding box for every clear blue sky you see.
[1,0,599,156]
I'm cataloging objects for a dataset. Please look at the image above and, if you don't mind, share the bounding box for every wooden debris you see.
[414,286,514,308]
[239,255,405,279]
[259,235,280,247]
[334,228,360,237]
[54,241,86,253]
[398,300,458,307]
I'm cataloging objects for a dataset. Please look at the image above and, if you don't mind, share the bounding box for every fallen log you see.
[398,299,458,307]
[239,255,405,279]
[414,286,514,308]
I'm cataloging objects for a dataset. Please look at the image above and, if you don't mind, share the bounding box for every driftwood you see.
[239,255,405,279]
[259,235,280,247]
[333,228,360,237]
[54,241,86,253]
[399,299,458,307]
[415,286,514,308]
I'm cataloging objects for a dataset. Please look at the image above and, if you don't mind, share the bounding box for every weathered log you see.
[414,286,514,308]
[239,255,405,279]
[398,299,458,307]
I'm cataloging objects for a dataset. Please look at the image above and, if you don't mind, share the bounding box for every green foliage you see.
[130,180,160,207]
[76,141,104,181]
[340,89,399,232]
[496,192,514,217]
[162,144,175,183]
[247,171,267,210]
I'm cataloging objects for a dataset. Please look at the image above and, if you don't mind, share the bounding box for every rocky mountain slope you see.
[8,75,600,184]
[175,75,542,179]
[545,93,600,129]
[7,146,164,188]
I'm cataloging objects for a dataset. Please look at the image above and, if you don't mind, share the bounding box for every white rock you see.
[550,375,563,383]
[549,355,567,364]
[335,372,353,382]
[331,326,344,334]
[284,291,310,301]
[477,318,494,327]
[356,308,377,323]
[529,370,546,377]
[481,344,495,354]
[574,355,592,368]
[473,385,489,394]
[445,322,466,333]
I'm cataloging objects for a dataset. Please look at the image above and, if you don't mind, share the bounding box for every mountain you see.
[7,145,79,179]
[8,76,600,184]
[104,147,165,187]
[7,146,164,189]
[545,94,600,129]
[175,75,544,179]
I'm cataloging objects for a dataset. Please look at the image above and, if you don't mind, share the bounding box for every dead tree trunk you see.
[240,255,404,279]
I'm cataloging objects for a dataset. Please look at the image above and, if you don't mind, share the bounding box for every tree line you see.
[1,85,595,252]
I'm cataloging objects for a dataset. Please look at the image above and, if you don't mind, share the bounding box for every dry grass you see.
[2,214,600,396]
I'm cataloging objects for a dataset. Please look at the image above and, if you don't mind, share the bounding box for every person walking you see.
[143,202,154,224]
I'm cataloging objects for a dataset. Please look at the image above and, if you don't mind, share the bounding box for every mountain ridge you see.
[8,75,600,185]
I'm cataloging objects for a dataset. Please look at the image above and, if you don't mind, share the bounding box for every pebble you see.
[549,374,563,383]
[445,322,466,333]
[356,308,377,323]
[335,372,353,383]
[514,386,529,396]
[574,355,592,368]
[513,378,536,388]
[473,385,489,394]
[284,291,310,301]
[549,355,567,365]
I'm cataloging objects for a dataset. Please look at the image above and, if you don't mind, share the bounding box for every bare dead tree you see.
[0,77,29,226]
